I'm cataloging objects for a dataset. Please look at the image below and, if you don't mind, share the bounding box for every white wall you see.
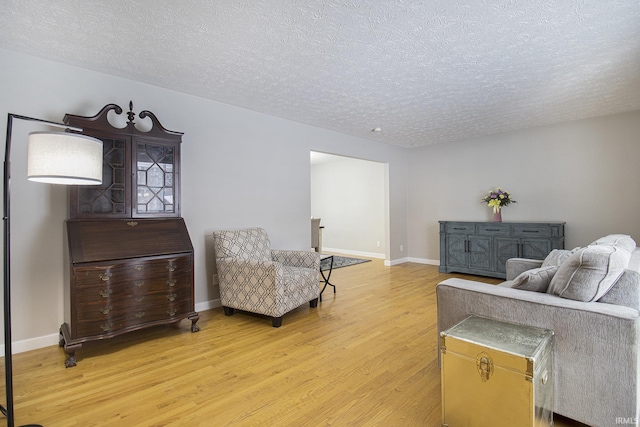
[0,48,409,352]
[6,45,637,353]
[310,154,386,258]
[407,110,640,263]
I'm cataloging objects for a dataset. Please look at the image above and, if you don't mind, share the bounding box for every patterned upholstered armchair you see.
[212,227,321,327]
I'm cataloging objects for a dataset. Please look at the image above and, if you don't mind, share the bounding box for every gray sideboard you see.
[439,221,565,279]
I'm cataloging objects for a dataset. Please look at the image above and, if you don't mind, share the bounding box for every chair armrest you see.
[216,258,281,290]
[215,257,290,316]
[505,258,544,280]
[271,250,320,270]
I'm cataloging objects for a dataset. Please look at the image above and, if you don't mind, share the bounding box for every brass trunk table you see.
[440,316,554,427]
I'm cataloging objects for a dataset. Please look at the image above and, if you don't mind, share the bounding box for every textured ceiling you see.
[1,1,640,148]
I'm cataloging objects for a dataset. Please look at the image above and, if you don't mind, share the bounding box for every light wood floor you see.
[4,257,587,426]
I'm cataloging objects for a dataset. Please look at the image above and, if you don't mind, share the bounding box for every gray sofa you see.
[437,234,640,427]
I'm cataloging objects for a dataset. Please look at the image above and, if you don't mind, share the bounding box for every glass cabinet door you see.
[134,141,179,217]
[73,136,129,217]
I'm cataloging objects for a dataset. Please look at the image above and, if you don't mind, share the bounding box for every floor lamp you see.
[3,113,103,427]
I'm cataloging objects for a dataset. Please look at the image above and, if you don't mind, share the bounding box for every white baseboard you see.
[196,299,221,312]
[322,247,386,259]
[407,257,440,266]
[385,257,440,266]
[0,299,223,357]
[322,250,439,268]
[385,257,408,266]
[0,332,60,356]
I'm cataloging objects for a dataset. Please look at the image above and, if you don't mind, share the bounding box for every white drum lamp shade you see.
[27,131,103,185]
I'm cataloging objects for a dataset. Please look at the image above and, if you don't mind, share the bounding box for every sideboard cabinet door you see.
[468,236,492,271]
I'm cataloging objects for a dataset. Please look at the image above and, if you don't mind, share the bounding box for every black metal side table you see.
[320,254,335,301]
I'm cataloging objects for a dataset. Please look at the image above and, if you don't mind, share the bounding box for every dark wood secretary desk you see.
[59,102,199,367]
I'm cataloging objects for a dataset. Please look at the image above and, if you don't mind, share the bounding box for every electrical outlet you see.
[376,240,381,247]
[400,244,404,252]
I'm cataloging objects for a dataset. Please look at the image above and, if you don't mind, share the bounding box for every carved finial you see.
[127,100,135,123]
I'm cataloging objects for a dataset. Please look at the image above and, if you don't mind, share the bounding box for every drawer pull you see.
[167,309,177,317]
[134,296,144,303]
[99,289,113,298]
[135,281,145,287]
[167,293,177,302]
[99,273,112,282]
[485,228,500,232]
[166,265,177,272]
[99,305,113,315]
[453,227,466,230]
[100,323,112,332]
[522,230,540,233]
[167,279,177,287]
[134,265,144,271]
[135,311,145,319]
[127,221,138,227]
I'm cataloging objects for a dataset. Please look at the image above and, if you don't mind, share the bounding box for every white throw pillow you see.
[589,234,636,253]
[512,266,558,292]
[547,245,631,301]
[541,249,574,268]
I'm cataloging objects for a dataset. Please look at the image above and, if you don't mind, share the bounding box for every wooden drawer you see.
[73,256,192,287]
[74,271,192,300]
[74,264,128,288]
[512,225,551,238]
[68,253,195,339]
[74,285,191,319]
[75,298,192,337]
[445,223,475,234]
[477,223,510,235]
[127,256,193,279]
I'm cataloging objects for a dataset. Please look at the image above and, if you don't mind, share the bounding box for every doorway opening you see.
[310,151,389,261]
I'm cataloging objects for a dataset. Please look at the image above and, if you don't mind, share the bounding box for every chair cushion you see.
[213,228,272,261]
[547,245,632,301]
[512,266,559,292]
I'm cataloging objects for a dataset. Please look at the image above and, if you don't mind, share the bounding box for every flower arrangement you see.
[482,188,516,214]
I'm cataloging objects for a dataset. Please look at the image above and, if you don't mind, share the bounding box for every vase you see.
[493,209,502,222]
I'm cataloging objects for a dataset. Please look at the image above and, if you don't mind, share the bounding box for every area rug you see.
[321,255,371,271]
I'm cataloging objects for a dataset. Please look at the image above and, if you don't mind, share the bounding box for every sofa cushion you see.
[589,234,636,253]
[547,245,632,301]
[512,266,558,292]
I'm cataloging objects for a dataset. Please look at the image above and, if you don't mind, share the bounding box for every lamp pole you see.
[3,113,100,427]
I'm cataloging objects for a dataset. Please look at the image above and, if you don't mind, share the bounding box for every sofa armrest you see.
[271,249,320,270]
[505,258,544,280]
[598,269,640,310]
[436,278,640,426]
